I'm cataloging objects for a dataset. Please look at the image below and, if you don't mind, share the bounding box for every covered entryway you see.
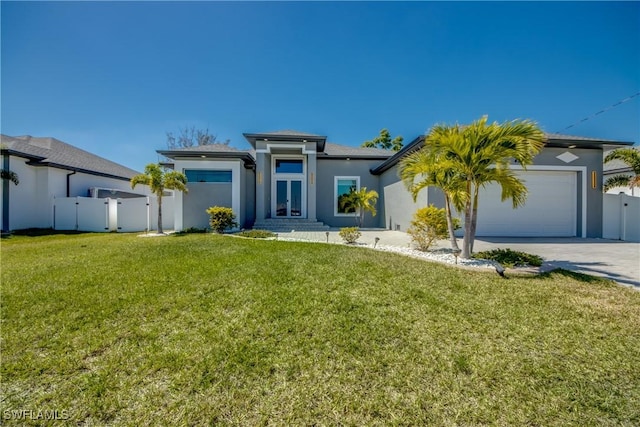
[271,157,306,218]
[475,170,579,237]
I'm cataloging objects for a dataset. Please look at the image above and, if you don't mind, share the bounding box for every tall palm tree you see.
[1,169,19,185]
[340,187,379,227]
[403,116,545,258]
[131,163,188,234]
[400,148,466,251]
[603,148,640,192]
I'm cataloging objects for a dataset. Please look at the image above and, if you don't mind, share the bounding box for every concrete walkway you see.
[279,230,640,288]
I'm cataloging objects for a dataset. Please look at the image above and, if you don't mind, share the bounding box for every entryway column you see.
[255,152,266,220]
[307,150,317,221]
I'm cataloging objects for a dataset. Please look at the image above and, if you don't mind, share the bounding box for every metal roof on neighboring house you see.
[0,134,140,180]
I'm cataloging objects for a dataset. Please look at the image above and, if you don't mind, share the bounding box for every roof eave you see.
[243,133,327,152]
[25,160,134,181]
[370,136,424,175]
[157,150,256,167]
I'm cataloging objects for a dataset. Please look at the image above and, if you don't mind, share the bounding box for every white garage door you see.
[475,171,577,237]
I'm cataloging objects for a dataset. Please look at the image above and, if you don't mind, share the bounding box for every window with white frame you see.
[335,176,360,215]
[184,169,232,183]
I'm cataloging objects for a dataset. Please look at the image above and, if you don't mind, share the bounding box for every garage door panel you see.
[475,171,577,237]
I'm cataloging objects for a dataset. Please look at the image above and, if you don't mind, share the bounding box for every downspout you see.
[66,171,76,197]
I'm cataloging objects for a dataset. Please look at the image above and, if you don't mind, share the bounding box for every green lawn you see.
[1,233,639,426]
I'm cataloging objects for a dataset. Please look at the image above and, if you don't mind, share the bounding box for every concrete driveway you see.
[472,237,640,288]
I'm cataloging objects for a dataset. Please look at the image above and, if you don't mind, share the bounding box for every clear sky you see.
[2,1,639,172]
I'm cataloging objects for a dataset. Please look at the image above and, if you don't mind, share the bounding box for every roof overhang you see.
[370,133,635,175]
[243,133,327,152]
[2,148,134,181]
[157,150,256,169]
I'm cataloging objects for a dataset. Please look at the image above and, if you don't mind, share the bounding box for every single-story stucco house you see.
[159,130,634,237]
[1,134,147,232]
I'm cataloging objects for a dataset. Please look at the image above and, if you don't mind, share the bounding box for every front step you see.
[252,219,330,232]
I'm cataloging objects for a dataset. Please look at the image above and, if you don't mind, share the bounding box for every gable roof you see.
[1,134,140,180]
[371,132,635,175]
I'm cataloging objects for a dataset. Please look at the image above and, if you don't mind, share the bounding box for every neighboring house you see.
[160,130,634,238]
[1,135,146,231]
[603,146,640,197]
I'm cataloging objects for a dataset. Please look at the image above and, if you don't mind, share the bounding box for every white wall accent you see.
[173,159,241,231]
[2,154,148,231]
[603,193,640,242]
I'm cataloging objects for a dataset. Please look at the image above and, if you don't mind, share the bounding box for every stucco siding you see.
[241,166,256,228]
[182,183,233,230]
[1,154,137,230]
[378,164,430,232]
[316,158,382,228]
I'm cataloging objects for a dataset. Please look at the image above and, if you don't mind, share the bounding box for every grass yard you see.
[1,233,639,426]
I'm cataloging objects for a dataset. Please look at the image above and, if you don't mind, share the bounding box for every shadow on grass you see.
[1,228,91,238]
[533,268,617,285]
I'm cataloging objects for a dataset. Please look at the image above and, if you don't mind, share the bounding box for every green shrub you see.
[175,227,207,235]
[407,205,458,251]
[237,230,276,239]
[206,206,237,234]
[339,227,361,244]
[473,248,543,267]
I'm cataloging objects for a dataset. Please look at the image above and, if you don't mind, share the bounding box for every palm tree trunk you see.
[469,186,479,253]
[157,194,163,234]
[462,180,473,258]
[444,195,459,251]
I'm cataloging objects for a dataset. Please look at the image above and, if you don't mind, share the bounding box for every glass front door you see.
[275,179,303,217]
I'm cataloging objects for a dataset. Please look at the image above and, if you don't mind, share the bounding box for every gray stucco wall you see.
[376,146,606,238]
[242,166,256,228]
[182,183,232,230]
[525,147,603,237]
[316,158,383,228]
[378,164,430,232]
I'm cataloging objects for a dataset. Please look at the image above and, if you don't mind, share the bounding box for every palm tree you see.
[340,186,379,227]
[1,169,19,185]
[603,148,640,192]
[400,149,466,251]
[131,163,188,234]
[403,116,545,258]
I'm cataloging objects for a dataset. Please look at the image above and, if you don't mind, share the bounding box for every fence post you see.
[620,193,627,241]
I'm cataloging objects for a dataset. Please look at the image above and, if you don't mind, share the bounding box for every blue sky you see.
[2,1,639,172]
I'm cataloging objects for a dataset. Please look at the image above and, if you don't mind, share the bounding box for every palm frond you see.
[603,174,632,192]
[604,148,640,174]
[1,169,19,185]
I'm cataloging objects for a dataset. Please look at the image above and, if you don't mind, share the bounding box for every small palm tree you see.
[400,149,466,251]
[401,116,545,258]
[1,169,19,185]
[603,148,640,192]
[340,187,379,227]
[131,163,188,234]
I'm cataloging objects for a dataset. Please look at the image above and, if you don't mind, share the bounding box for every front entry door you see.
[275,179,303,217]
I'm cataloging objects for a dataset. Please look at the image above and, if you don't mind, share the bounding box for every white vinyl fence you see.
[603,193,640,242]
[53,196,175,232]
